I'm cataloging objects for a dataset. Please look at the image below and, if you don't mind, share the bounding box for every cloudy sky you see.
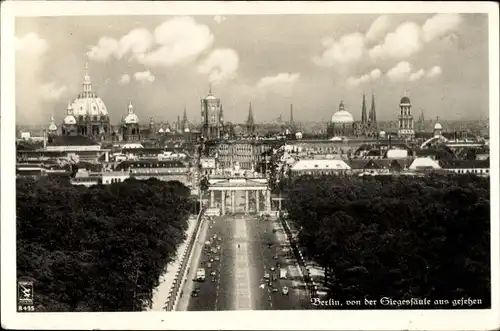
[15,13,489,126]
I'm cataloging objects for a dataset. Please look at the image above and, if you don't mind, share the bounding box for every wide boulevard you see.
[177,211,311,311]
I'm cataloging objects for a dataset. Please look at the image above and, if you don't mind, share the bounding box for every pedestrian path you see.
[149,215,198,311]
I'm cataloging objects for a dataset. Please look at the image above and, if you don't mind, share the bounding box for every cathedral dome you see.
[70,61,109,118]
[124,102,139,124]
[331,100,354,124]
[434,122,442,130]
[184,127,190,133]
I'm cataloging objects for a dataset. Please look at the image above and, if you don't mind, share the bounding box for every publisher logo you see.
[17,280,34,305]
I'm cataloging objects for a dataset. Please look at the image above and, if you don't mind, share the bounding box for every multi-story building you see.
[200,87,224,140]
[397,96,415,140]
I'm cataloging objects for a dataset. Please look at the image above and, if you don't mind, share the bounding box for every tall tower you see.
[246,102,255,135]
[361,93,367,124]
[397,95,414,140]
[370,93,377,124]
[290,104,294,123]
[182,107,189,131]
[200,85,223,139]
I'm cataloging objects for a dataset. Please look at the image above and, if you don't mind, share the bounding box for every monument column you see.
[256,190,260,213]
[266,189,271,212]
[245,190,249,214]
[221,190,226,215]
[210,191,215,208]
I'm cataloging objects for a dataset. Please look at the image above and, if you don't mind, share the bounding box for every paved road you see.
[181,211,310,311]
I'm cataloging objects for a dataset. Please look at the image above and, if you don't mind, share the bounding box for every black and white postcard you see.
[1,1,499,330]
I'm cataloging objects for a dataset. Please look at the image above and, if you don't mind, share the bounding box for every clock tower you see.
[200,85,224,140]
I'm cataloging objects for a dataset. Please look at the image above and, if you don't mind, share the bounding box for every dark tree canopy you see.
[284,174,490,309]
[17,177,195,311]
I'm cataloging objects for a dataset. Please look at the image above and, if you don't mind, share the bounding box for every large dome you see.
[332,110,354,124]
[69,62,109,118]
[434,122,442,130]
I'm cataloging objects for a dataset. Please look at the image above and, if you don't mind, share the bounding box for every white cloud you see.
[88,17,213,67]
[369,14,462,60]
[39,82,68,101]
[366,15,391,42]
[119,74,131,85]
[87,37,120,61]
[197,48,239,84]
[214,15,227,24]
[313,32,366,66]
[346,68,382,88]
[422,13,462,43]
[409,69,425,81]
[134,70,155,83]
[369,22,423,59]
[256,72,300,90]
[15,32,48,57]
[387,62,438,82]
[427,66,443,78]
[387,61,413,81]
[137,17,214,67]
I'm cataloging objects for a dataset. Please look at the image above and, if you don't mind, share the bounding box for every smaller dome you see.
[184,127,190,133]
[434,122,442,130]
[165,127,171,133]
[158,128,165,133]
[64,115,76,125]
[400,96,411,104]
[48,116,57,131]
[379,130,386,137]
[124,113,139,124]
[295,132,303,139]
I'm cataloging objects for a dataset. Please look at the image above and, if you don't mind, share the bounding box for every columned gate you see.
[207,178,271,214]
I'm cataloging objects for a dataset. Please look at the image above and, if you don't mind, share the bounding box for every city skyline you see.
[15,13,489,126]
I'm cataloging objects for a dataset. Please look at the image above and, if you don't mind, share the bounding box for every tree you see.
[284,174,490,308]
[17,177,194,311]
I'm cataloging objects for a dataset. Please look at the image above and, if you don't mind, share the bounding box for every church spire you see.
[290,104,294,123]
[82,59,92,93]
[361,93,367,124]
[182,107,188,128]
[209,83,212,95]
[247,102,254,124]
[370,93,377,124]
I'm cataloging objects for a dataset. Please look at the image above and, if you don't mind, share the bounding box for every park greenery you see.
[283,174,490,308]
[17,176,194,311]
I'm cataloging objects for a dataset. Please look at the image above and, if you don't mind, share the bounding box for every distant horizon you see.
[15,13,489,126]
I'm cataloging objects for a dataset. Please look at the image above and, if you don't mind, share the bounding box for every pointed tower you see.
[370,93,377,124]
[182,107,189,130]
[290,104,294,123]
[361,93,367,124]
[246,102,255,134]
[219,104,224,124]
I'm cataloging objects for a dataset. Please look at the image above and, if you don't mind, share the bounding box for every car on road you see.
[207,262,212,268]
[282,286,289,295]
[191,289,200,297]
[210,271,216,276]
[214,256,220,261]
[272,274,277,282]
[270,267,275,271]
[264,272,270,280]
[272,287,278,292]
[210,258,214,263]
[276,262,281,268]
[273,255,278,260]
[205,241,211,245]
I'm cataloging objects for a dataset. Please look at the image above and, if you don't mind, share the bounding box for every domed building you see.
[327,101,355,138]
[433,117,443,136]
[62,61,111,140]
[47,116,58,135]
[61,101,77,135]
[122,101,140,142]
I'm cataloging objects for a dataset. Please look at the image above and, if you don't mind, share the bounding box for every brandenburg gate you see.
[207,178,271,214]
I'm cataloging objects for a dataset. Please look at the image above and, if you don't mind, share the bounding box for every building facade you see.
[327,100,355,138]
[122,102,141,142]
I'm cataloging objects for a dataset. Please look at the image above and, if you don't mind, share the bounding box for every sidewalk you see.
[148,215,198,311]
